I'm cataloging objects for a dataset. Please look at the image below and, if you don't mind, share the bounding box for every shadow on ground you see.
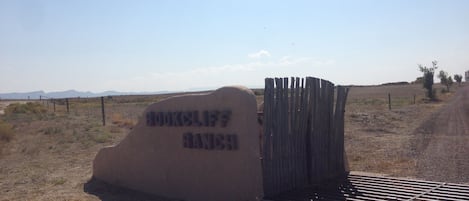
[84,176,358,201]
[84,177,178,201]
[266,177,360,201]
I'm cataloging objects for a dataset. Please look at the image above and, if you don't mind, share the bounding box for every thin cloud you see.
[104,56,336,91]
[248,50,271,59]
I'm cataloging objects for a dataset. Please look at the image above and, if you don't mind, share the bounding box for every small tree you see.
[438,70,453,92]
[454,74,463,85]
[448,76,454,89]
[413,77,424,84]
[419,60,438,100]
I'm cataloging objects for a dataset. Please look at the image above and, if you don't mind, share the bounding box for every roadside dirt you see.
[343,84,443,177]
[412,84,469,183]
[343,83,469,181]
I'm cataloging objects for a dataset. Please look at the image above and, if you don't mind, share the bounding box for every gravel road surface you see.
[414,84,469,183]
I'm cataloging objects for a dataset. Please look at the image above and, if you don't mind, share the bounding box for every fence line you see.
[386,93,417,111]
[37,95,164,128]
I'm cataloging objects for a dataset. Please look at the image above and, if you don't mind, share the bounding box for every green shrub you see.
[41,127,63,135]
[0,120,14,142]
[92,132,112,143]
[5,102,47,115]
[51,177,67,186]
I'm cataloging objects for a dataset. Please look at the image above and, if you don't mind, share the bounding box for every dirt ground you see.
[413,84,469,183]
[344,84,441,177]
[0,83,467,200]
[344,83,469,184]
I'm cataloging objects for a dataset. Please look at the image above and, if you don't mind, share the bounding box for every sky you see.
[1,0,469,93]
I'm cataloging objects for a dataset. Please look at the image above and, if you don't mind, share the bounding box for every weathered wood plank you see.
[263,76,349,196]
[263,78,274,196]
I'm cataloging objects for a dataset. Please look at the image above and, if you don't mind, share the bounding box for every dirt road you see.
[414,84,469,183]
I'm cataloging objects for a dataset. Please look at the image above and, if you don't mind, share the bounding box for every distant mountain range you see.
[0,85,266,100]
[0,90,173,100]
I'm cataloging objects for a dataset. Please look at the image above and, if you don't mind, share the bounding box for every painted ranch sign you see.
[92,86,264,201]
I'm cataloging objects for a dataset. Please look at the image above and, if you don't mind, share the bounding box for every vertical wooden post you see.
[413,94,416,104]
[66,98,70,113]
[388,93,391,110]
[101,96,106,126]
[53,99,56,112]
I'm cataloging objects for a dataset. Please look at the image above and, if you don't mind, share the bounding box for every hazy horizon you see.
[1,0,469,93]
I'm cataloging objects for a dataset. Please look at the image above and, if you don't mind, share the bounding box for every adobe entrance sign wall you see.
[93,86,263,201]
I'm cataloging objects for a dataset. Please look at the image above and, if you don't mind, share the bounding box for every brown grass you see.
[111,113,136,129]
[344,83,455,178]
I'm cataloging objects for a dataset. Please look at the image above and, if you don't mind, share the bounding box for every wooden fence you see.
[262,77,349,197]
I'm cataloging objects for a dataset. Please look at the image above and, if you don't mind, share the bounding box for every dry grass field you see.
[0,83,466,200]
[345,83,450,176]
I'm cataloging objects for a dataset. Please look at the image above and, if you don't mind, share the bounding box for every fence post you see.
[66,98,70,113]
[101,96,106,126]
[388,93,391,110]
[413,94,416,104]
[53,99,56,112]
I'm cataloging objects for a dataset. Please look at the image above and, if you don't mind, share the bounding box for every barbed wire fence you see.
[38,95,166,128]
